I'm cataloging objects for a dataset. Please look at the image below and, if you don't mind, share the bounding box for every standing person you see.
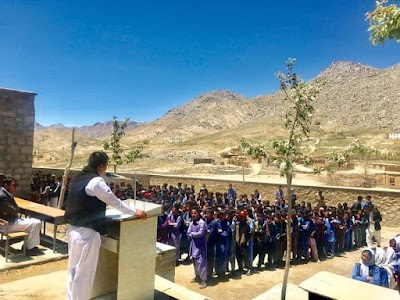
[167,205,183,266]
[254,212,269,269]
[343,211,353,251]
[64,151,147,300]
[352,196,363,211]
[205,207,217,278]
[236,210,252,275]
[228,209,237,278]
[290,188,297,207]
[0,177,42,253]
[227,183,237,202]
[187,206,208,289]
[317,190,325,208]
[181,203,192,261]
[157,205,169,244]
[274,186,284,204]
[309,214,319,262]
[49,175,62,208]
[266,215,278,269]
[274,213,287,267]
[325,212,338,258]
[366,204,382,248]
[214,210,231,279]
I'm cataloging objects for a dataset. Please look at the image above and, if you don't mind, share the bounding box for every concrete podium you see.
[90,200,161,300]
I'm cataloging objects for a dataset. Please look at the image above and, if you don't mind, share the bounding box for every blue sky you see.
[1,1,399,127]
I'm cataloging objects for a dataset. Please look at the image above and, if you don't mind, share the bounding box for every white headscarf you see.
[385,247,395,265]
[374,247,386,267]
[360,248,375,278]
[395,235,400,253]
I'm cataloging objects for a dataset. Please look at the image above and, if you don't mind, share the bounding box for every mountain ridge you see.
[33,60,400,170]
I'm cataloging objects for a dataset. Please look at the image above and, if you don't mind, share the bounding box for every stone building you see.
[0,87,36,198]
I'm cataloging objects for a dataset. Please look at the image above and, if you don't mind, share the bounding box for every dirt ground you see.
[0,227,398,300]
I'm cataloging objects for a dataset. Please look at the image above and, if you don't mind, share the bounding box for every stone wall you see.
[0,88,36,198]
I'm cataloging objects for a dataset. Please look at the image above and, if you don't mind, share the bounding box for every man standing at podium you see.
[64,151,147,300]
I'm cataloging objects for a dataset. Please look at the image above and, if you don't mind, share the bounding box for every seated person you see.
[374,247,389,288]
[0,177,42,253]
[352,249,380,285]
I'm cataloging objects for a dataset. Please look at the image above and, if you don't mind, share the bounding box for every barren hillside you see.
[33,61,400,173]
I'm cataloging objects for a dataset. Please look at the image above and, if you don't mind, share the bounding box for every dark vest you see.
[64,168,107,234]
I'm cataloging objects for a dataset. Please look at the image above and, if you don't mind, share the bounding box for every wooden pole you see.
[240,146,245,190]
[58,128,77,209]
[134,172,137,208]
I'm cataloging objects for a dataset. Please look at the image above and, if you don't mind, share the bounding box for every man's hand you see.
[136,209,147,220]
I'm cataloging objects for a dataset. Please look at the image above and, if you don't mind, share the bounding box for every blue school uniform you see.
[215,218,231,275]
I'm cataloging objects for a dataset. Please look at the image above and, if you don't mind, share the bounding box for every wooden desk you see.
[24,206,65,253]
[299,271,399,300]
[15,197,43,212]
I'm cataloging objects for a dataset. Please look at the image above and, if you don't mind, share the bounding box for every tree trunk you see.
[113,164,117,174]
[281,174,293,300]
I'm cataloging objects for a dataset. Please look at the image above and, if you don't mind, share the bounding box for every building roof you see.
[0,87,37,95]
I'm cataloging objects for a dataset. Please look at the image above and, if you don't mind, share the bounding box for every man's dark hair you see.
[88,151,109,169]
[2,177,16,187]
[191,206,201,214]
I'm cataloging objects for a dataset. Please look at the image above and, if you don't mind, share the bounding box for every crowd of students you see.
[30,172,63,207]
[27,174,399,291]
[148,182,398,290]
[30,172,140,208]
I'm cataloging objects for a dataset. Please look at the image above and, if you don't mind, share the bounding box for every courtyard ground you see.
[0,227,398,300]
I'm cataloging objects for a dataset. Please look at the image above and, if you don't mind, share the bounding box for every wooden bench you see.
[0,218,28,262]
[299,271,399,300]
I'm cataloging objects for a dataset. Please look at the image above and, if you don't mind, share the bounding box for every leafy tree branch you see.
[366,0,400,45]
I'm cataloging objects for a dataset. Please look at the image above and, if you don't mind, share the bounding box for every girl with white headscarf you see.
[374,247,393,288]
[352,248,381,285]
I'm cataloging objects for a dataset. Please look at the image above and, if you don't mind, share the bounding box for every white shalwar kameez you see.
[2,188,41,249]
[66,177,136,300]
[366,211,381,248]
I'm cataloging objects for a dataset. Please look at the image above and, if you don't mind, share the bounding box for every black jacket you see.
[64,166,107,234]
[0,188,19,226]
[371,209,382,231]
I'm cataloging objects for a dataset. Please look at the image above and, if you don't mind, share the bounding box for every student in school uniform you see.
[167,205,183,266]
[274,213,287,267]
[227,209,237,277]
[254,211,269,269]
[205,207,218,278]
[266,215,278,269]
[187,206,208,289]
[236,209,253,275]
[214,210,231,280]
[352,248,381,285]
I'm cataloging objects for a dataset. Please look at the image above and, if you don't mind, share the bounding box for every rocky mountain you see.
[124,90,257,142]
[312,61,400,131]
[33,60,400,170]
[78,120,142,138]
[35,120,143,138]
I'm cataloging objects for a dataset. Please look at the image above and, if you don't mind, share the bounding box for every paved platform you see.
[0,235,68,271]
[0,270,211,300]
